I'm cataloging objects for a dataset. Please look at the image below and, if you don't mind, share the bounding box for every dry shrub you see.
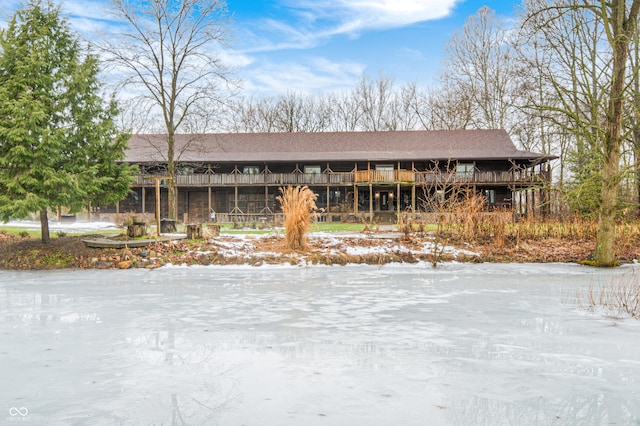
[578,270,640,319]
[203,224,220,239]
[455,190,485,240]
[277,185,318,250]
[509,216,599,241]
[398,214,415,238]
[490,211,509,247]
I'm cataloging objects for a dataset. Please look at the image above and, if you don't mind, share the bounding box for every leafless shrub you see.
[277,186,318,250]
[577,270,640,319]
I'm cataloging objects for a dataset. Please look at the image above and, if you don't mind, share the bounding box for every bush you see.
[578,270,640,319]
[277,186,318,250]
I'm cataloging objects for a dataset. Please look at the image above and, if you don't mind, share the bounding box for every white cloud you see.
[60,0,113,21]
[236,0,459,56]
[243,57,365,95]
[1,0,447,97]
[228,0,460,96]
[287,0,459,34]
[343,0,457,28]
[1,0,122,42]
[218,49,254,68]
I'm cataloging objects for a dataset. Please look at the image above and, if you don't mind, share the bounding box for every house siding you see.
[106,130,554,223]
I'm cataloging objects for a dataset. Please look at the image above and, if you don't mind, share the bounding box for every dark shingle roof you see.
[124,130,553,163]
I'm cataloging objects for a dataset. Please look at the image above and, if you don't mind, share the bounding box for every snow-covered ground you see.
[1,263,639,424]
[2,219,120,234]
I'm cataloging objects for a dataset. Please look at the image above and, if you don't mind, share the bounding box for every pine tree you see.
[0,0,135,243]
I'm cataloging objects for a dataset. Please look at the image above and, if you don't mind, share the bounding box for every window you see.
[375,164,394,171]
[330,190,341,204]
[456,163,474,178]
[304,165,321,174]
[485,189,495,205]
[243,166,261,174]
[177,166,193,175]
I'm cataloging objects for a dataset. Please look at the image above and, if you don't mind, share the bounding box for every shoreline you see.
[1,230,632,270]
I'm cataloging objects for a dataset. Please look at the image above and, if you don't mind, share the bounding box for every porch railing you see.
[415,170,549,185]
[353,169,415,183]
[133,170,549,187]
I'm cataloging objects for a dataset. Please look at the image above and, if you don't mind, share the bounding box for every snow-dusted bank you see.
[1,263,639,424]
[3,219,119,234]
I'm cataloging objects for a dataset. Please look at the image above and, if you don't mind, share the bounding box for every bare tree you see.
[327,91,363,132]
[354,73,397,131]
[628,25,640,213]
[423,83,473,130]
[397,82,432,130]
[440,6,522,132]
[521,0,640,266]
[102,0,235,219]
[387,82,426,131]
[225,97,279,133]
[272,92,332,132]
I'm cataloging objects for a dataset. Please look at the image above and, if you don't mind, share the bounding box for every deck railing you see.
[415,170,549,185]
[353,169,415,183]
[133,170,549,186]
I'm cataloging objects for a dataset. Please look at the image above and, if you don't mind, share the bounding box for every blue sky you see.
[2,0,522,96]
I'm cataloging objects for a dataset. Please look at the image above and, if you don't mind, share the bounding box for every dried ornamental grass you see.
[577,270,640,319]
[277,186,318,250]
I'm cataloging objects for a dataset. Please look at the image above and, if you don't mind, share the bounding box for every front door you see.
[377,191,393,211]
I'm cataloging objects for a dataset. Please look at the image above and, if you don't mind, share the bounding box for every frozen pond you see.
[1,263,639,425]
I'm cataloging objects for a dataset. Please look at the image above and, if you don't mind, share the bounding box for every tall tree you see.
[0,0,134,244]
[354,73,397,131]
[440,6,521,131]
[522,0,640,265]
[103,0,234,220]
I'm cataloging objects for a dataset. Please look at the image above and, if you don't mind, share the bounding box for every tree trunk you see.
[593,149,620,266]
[634,136,640,216]
[592,0,640,266]
[40,209,50,244]
[168,180,177,221]
[166,132,177,220]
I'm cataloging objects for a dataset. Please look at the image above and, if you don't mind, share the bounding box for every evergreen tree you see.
[0,0,135,243]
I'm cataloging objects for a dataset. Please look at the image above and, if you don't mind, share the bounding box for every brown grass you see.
[277,186,318,250]
[409,189,640,262]
[578,271,640,319]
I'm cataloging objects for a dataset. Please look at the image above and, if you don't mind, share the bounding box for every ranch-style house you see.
[104,129,555,224]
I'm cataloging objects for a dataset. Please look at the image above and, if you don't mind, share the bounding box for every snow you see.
[210,233,479,262]
[1,263,639,424]
[3,219,119,234]
[1,220,480,261]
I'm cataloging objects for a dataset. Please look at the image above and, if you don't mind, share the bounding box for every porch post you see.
[234,186,239,221]
[369,183,373,223]
[141,187,146,215]
[354,162,358,218]
[411,185,416,218]
[354,185,358,217]
[397,182,401,222]
[208,187,212,218]
[326,186,330,214]
[155,178,160,236]
[368,161,373,222]
[412,162,416,218]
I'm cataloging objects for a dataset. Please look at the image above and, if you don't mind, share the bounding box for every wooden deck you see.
[82,235,186,249]
[132,169,549,187]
